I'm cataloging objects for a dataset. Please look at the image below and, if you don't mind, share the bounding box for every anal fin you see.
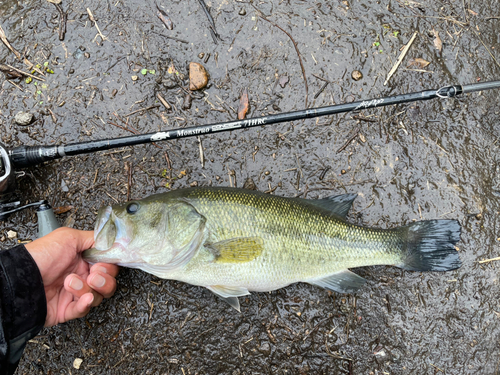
[308,270,366,294]
[206,285,251,312]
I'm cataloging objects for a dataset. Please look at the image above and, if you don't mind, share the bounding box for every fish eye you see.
[126,202,140,214]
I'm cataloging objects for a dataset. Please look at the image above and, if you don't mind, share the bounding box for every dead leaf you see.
[433,28,442,52]
[408,58,430,69]
[238,88,250,120]
[53,205,74,215]
[278,75,289,88]
[156,6,174,30]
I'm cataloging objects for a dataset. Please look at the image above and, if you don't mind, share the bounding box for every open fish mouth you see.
[83,206,132,263]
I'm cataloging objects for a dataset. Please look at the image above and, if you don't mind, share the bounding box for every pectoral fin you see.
[208,237,264,263]
[308,270,366,294]
[206,285,251,312]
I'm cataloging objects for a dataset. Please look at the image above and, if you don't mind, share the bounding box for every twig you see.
[197,136,205,168]
[314,81,328,99]
[6,80,24,91]
[471,28,500,69]
[336,128,360,153]
[157,93,172,110]
[196,0,221,43]
[384,31,418,86]
[312,73,330,83]
[53,2,67,40]
[149,30,189,44]
[0,25,21,59]
[478,256,500,264]
[123,105,160,117]
[87,8,107,41]
[3,64,45,81]
[257,12,309,107]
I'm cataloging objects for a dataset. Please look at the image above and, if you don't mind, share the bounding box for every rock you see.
[239,8,246,15]
[351,70,363,81]
[7,230,17,239]
[131,75,138,81]
[14,111,33,126]
[73,358,83,369]
[259,341,271,356]
[189,62,209,91]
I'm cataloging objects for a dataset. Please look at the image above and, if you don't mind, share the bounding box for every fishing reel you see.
[0,142,60,236]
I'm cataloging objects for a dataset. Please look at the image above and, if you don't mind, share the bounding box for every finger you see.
[64,274,102,305]
[90,263,119,278]
[87,271,117,299]
[63,292,94,321]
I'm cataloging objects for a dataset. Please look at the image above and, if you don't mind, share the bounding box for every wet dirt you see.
[1,0,499,374]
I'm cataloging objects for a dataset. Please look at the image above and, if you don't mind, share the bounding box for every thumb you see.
[70,229,95,253]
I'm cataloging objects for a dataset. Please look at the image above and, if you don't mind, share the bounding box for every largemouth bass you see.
[83,187,461,311]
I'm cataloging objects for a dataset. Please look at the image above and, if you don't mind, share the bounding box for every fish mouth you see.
[83,206,131,264]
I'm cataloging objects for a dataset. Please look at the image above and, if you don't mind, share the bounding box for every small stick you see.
[258,13,309,107]
[0,25,21,59]
[336,128,360,153]
[87,8,107,41]
[48,108,57,123]
[478,256,500,264]
[3,64,45,81]
[384,31,418,86]
[197,136,205,168]
[157,93,172,110]
[149,31,189,44]
[312,73,330,83]
[352,115,377,122]
[123,105,160,117]
[314,81,328,99]
[52,2,67,40]
[6,80,24,92]
[196,0,221,42]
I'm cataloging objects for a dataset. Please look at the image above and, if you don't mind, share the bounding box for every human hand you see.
[25,227,119,327]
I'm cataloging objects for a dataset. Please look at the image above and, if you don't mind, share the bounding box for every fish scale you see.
[84,187,461,310]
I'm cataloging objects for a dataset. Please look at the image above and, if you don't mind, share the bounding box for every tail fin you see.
[397,220,461,271]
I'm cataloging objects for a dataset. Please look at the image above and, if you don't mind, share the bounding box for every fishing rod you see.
[1,80,500,198]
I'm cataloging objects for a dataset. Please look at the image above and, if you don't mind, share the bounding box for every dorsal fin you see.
[302,193,357,218]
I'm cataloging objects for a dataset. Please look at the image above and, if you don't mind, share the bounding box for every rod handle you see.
[9,145,62,168]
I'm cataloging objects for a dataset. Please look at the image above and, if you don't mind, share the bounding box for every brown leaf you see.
[189,62,209,91]
[433,28,442,52]
[408,58,430,69]
[238,88,249,120]
[53,205,74,215]
[278,75,289,88]
[156,6,173,30]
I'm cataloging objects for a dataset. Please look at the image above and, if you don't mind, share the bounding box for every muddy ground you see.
[1,0,500,374]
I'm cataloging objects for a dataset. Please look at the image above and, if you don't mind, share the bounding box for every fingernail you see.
[96,266,107,274]
[88,294,95,306]
[91,274,106,288]
[69,277,83,291]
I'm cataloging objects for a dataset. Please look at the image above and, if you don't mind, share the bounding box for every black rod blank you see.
[8,80,500,169]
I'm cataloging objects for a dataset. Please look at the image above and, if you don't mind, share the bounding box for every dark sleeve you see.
[0,245,47,375]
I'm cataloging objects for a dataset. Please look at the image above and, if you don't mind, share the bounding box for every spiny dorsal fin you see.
[308,269,366,294]
[303,193,357,218]
[208,237,264,263]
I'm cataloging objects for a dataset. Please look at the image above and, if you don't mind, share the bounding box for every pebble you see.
[131,75,138,81]
[189,62,209,91]
[239,8,246,15]
[351,70,363,81]
[198,52,205,59]
[259,342,271,356]
[7,230,17,239]
[14,111,33,126]
[73,358,83,369]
